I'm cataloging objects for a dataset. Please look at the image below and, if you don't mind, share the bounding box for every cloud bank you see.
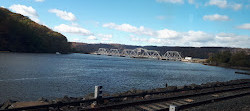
[103,22,250,48]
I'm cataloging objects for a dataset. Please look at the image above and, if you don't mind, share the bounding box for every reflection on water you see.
[0,53,249,102]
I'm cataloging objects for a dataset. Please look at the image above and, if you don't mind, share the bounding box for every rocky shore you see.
[1,79,250,110]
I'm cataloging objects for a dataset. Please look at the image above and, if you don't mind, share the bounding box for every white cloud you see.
[214,33,250,48]
[230,3,242,10]
[97,34,113,41]
[206,0,242,10]
[156,0,184,4]
[87,36,97,40]
[131,37,148,42]
[1,6,5,8]
[71,22,80,27]
[35,0,45,2]
[54,24,92,36]
[103,23,155,36]
[148,38,162,44]
[101,38,111,41]
[203,14,230,21]
[103,23,136,32]
[215,33,236,42]
[49,9,76,21]
[206,0,227,8]
[9,4,40,23]
[236,23,250,30]
[97,34,113,38]
[182,31,214,42]
[157,29,179,39]
[85,34,113,41]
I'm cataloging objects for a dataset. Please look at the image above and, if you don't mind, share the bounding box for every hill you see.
[0,7,71,53]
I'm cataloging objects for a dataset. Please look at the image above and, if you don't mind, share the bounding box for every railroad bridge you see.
[95,48,182,61]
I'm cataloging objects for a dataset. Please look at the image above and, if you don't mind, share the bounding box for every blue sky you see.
[1,0,250,48]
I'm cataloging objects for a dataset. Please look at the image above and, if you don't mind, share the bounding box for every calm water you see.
[0,53,249,103]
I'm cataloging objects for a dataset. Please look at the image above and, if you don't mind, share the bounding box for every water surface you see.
[0,53,249,103]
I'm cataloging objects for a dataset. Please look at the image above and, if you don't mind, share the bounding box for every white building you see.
[185,57,192,60]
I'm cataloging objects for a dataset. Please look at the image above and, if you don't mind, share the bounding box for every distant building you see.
[185,57,192,60]
[182,57,192,62]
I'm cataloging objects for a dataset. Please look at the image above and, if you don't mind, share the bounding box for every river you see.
[0,53,249,103]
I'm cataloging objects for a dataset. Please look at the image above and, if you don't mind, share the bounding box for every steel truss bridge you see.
[95,48,182,61]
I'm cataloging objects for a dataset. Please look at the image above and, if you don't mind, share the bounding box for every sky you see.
[0,0,250,48]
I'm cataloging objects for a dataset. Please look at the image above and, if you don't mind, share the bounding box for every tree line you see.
[207,51,250,67]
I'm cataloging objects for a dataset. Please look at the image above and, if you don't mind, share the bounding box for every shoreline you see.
[180,57,250,71]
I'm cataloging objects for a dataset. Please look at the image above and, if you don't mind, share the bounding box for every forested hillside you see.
[0,8,71,53]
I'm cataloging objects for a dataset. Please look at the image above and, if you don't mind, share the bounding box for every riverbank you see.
[182,58,250,73]
[1,79,250,110]
[203,63,250,71]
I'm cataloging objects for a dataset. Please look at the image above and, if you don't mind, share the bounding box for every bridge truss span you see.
[96,48,183,61]
[97,48,109,55]
[162,51,182,61]
[121,49,138,57]
[108,49,120,56]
